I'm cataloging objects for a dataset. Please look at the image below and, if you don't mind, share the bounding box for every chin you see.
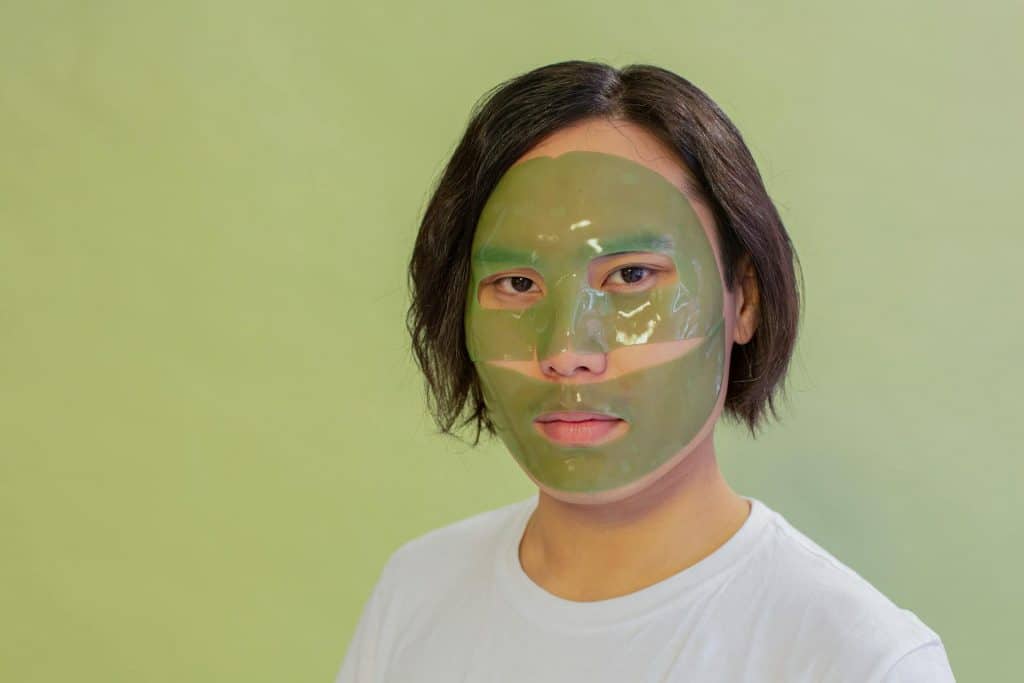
[528,430,715,506]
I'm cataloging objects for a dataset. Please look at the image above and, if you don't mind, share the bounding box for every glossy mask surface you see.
[465,150,726,493]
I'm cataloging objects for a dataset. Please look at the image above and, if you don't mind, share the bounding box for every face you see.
[465,119,735,499]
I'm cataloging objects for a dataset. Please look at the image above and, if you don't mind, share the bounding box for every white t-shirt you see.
[336,493,955,682]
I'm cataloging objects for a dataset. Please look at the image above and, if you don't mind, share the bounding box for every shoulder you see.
[337,499,532,682]
[766,507,934,638]
[880,640,956,682]
[751,500,947,679]
[376,495,532,600]
[389,495,531,566]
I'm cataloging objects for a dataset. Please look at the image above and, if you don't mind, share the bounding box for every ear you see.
[733,254,760,345]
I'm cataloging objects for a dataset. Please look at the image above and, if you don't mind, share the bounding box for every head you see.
[408,60,801,502]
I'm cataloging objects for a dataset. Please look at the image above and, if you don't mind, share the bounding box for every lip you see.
[533,411,627,446]
[535,411,621,423]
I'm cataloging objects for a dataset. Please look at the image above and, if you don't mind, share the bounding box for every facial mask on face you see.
[465,150,726,494]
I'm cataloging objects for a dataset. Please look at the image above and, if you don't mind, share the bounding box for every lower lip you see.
[534,419,626,445]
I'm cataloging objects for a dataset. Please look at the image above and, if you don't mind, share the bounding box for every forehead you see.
[471,151,706,263]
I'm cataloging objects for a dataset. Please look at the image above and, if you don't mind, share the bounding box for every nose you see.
[540,346,607,379]
[536,275,609,379]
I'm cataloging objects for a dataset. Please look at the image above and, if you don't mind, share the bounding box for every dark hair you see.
[407,60,802,443]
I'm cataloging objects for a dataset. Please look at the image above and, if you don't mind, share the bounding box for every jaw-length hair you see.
[407,60,803,443]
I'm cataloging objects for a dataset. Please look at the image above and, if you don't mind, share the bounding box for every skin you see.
[494,117,762,602]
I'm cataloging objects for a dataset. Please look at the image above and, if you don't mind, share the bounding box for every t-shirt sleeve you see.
[334,558,396,683]
[880,639,956,683]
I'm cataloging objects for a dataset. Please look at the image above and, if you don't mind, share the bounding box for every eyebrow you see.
[472,244,535,265]
[472,231,675,264]
[591,231,675,255]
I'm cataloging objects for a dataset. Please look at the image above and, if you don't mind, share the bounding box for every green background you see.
[2,1,1019,680]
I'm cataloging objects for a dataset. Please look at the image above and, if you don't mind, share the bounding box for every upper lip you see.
[534,411,623,423]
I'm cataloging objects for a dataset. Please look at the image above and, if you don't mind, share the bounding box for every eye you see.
[605,265,655,288]
[494,275,540,295]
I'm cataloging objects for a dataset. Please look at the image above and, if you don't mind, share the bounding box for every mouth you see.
[533,411,628,446]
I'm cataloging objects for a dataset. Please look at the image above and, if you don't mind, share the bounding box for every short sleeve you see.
[880,640,956,683]
[334,558,397,683]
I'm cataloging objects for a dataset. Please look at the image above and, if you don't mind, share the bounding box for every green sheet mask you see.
[465,150,726,494]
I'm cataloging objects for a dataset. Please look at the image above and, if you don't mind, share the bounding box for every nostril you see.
[539,351,608,379]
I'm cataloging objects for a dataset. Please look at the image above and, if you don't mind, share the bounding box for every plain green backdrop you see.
[1,1,1019,680]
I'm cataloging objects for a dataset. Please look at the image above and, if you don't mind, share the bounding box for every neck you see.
[518,433,751,602]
